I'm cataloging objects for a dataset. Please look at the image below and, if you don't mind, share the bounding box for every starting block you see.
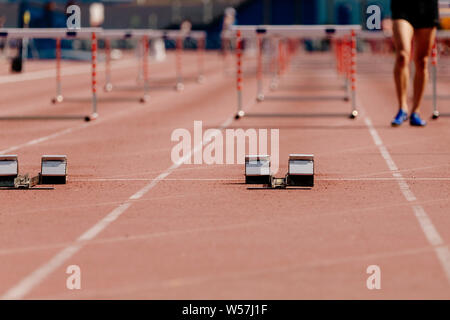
[40,155,67,184]
[245,154,314,189]
[245,155,271,185]
[0,154,67,189]
[0,155,19,187]
[286,154,314,187]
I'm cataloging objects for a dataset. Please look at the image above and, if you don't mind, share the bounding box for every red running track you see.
[0,49,449,299]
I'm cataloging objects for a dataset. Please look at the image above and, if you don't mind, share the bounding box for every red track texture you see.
[0,49,449,299]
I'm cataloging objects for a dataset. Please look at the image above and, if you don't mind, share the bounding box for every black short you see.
[391,0,439,29]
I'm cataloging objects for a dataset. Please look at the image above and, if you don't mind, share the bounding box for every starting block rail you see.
[228,25,361,120]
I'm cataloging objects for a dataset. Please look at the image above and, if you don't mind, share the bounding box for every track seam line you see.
[0,81,255,299]
[0,127,80,154]
[0,58,136,84]
[2,195,450,258]
[0,115,234,300]
[0,58,226,155]
[70,177,450,182]
[363,115,450,284]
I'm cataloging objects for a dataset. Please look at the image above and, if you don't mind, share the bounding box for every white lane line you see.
[349,163,450,179]
[364,116,450,283]
[70,177,450,182]
[318,178,450,181]
[0,69,166,155]
[0,60,146,155]
[0,220,266,257]
[72,178,242,182]
[0,71,273,299]
[0,59,135,84]
[0,116,234,300]
[39,241,450,299]
[0,56,223,155]
[0,126,82,154]
[2,195,450,258]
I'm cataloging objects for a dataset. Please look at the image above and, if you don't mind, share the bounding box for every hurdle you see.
[100,29,164,102]
[0,28,101,121]
[101,29,206,93]
[228,25,362,120]
[162,30,207,91]
[431,30,450,119]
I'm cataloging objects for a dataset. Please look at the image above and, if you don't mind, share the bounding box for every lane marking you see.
[0,64,319,298]
[364,116,450,283]
[35,241,450,300]
[72,178,242,182]
[0,59,135,85]
[0,193,198,222]
[0,83,247,299]
[0,57,225,155]
[2,195,450,258]
[70,177,450,182]
[0,127,81,154]
[318,177,450,181]
[0,59,153,155]
[0,116,234,300]
[348,163,450,179]
[0,220,267,257]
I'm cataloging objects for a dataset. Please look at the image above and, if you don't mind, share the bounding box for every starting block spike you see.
[40,155,67,184]
[286,154,314,187]
[0,155,19,187]
[245,155,271,185]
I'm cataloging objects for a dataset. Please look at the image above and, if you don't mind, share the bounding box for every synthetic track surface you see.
[0,49,449,299]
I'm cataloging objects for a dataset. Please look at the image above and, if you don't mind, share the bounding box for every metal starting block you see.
[245,154,314,189]
[245,155,271,185]
[286,154,314,187]
[0,155,19,187]
[40,155,67,184]
[0,155,67,189]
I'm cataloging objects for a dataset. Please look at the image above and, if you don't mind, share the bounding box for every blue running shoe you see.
[410,112,426,126]
[391,109,408,127]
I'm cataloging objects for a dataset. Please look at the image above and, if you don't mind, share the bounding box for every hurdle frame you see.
[228,25,362,120]
[162,30,207,90]
[101,29,207,94]
[431,30,450,119]
[100,29,164,102]
[0,28,102,121]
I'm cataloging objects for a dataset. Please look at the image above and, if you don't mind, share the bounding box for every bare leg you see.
[392,20,414,112]
[412,27,436,113]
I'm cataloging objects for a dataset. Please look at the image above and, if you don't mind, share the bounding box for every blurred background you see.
[1,1,450,44]
[1,0,396,30]
[0,0,449,62]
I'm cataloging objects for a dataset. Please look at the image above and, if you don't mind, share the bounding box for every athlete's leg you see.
[392,19,414,112]
[411,27,436,113]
